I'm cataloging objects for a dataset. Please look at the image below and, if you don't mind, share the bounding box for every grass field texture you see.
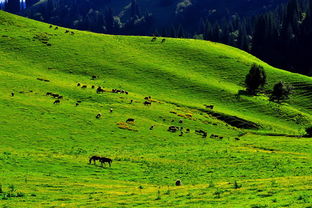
[0,11,311,207]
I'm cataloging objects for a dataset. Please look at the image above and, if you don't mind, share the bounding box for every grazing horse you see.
[99,157,112,167]
[89,156,101,164]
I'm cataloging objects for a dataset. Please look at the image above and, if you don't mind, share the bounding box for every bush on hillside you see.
[270,81,292,103]
[305,126,312,137]
[245,64,267,95]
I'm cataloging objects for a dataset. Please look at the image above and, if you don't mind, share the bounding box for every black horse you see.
[89,156,101,164]
[99,157,112,167]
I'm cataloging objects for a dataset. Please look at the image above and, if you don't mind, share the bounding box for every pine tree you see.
[5,0,20,13]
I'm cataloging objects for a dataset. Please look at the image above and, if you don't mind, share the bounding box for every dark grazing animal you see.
[99,157,112,167]
[126,118,135,123]
[151,37,157,42]
[89,156,112,167]
[77,83,81,87]
[196,130,207,138]
[205,105,214,110]
[161,39,166,43]
[168,126,179,132]
[96,87,105,93]
[11,92,14,97]
[49,25,53,28]
[53,100,60,104]
[89,156,101,164]
[55,27,58,30]
[81,85,87,89]
[96,113,102,119]
[144,101,151,106]
[175,180,182,186]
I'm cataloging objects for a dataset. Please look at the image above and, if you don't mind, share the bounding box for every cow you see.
[144,101,151,106]
[126,118,135,123]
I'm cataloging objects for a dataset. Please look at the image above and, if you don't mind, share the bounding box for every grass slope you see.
[0,11,311,207]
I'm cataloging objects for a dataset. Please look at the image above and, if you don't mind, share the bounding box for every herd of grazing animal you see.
[151,36,166,44]
[9,33,227,176]
[89,156,112,167]
[50,25,74,35]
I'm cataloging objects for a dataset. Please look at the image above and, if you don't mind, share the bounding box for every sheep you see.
[110,108,113,113]
[161,39,166,43]
[96,113,102,119]
[70,31,75,35]
[49,25,53,28]
[75,103,79,107]
[54,27,58,30]
[77,83,81,87]
[151,37,157,42]
[81,85,87,89]
[91,75,97,80]
[150,125,154,130]
[179,119,183,124]
[91,85,95,89]
[11,92,14,97]
[65,30,69,33]
[235,137,240,141]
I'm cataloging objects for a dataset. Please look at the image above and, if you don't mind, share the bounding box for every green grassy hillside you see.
[0,11,311,207]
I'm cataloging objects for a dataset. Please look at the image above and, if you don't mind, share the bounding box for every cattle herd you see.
[9,33,232,182]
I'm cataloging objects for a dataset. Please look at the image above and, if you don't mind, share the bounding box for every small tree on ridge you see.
[245,64,267,95]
